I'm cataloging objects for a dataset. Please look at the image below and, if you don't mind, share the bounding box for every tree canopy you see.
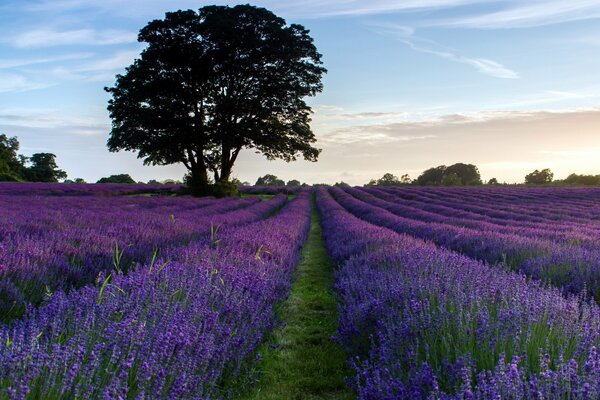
[0,134,67,182]
[0,134,25,181]
[105,5,326,195]
[23,153,67,183]
[97,174,136,184]
[416,163,482,186]
[255,174,285,186]
[524,168,553,185]
[562,173,600,186]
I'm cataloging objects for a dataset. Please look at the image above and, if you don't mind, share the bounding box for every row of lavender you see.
[376,186,600,231]
[332,186,600,299]
[317,187,600,399]
[362,186,600,240]
[0,192,289,321]
[0,189,311,399]
[0,182,179,196]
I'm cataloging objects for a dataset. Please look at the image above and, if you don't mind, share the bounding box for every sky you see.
[1,0,600,185]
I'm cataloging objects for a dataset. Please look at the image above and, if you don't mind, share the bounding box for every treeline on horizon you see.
[3,134,599,188]
[364,164,600,187]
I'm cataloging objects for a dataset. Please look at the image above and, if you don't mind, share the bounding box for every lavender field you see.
[2,183,600,399]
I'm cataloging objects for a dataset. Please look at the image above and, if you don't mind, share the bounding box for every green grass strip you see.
[238,199,355,400]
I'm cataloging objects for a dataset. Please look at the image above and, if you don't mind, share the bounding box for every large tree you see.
[106,5,326,193]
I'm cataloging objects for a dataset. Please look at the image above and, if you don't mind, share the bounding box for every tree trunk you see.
[187,163,210,196]
[217,146,241,183]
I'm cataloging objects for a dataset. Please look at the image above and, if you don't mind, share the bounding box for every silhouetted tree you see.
[105,5,326,195]
[334,181,350,187]
[97,174,136,184]
[255,174,285,186]
[24,153,67,182]
[524,168,553,185]
[286,179,301,187]
[487,177,499,185]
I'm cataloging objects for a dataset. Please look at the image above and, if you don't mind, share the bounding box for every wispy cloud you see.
[286,0,481,17]
[0,109,109,135]
[10,28,136,48]
[438,0,600,29]
[402,40,518,79]
[369,22,518,79]
[322,127,435,145]
[0,72,53,93]
[0,53,93,69]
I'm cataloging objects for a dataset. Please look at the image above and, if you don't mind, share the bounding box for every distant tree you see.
[416,165,447,185]
[487,177,499,185]
[105,5,326,195]
[366,172,409,186]
[524,168,553,185]
[444,163,482,185]
[563,173,600,186]
[24,153,67,182]
[0,134,25,181]
[441,172,462,186]
[255,174,285,186]
[97,174,136,184]
[74,178,86,184]
[147,179,161,184]
[230,177,243,186]
[377,173,401,186]
[286,179,301,187]
[334,181,350,187]
[417,163,481,186]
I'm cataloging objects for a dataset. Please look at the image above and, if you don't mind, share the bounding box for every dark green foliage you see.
[334,181,350,187]
[256,174,285,186]
[563,173,600,186]
[23,153,67,183]
[524,168,553,185]
[97,174,136,184]
[286,179,301,187]
[416,165,447,185]
[1,135,69,182]
[417,163,482,186]
[367,172,412,186]
[487,177,499,185]
[105,5,326,195]
[0,134,25,181]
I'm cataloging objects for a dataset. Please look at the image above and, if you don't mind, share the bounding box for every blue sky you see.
[1,0,600,184]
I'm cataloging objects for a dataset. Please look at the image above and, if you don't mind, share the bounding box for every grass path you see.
[238,199,355,400]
